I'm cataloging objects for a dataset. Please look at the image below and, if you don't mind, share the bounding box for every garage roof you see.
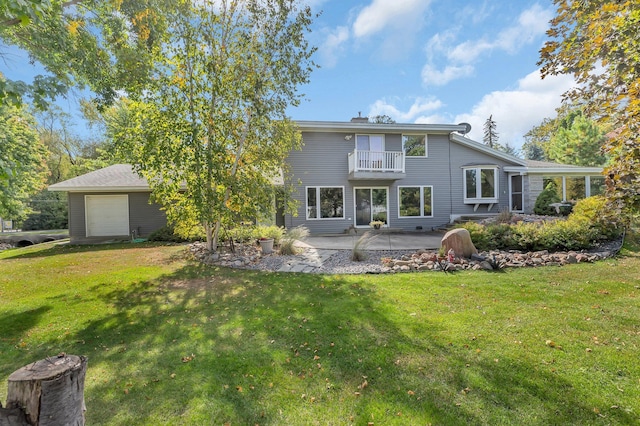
[48,164,150,192]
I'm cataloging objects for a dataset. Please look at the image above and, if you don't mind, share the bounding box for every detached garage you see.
[49,164,167,244]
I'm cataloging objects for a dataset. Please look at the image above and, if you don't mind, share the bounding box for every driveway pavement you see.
[297,231,444,251]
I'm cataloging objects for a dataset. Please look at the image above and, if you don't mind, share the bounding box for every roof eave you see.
[295,120,469,134]
[504,166,604,174]
[48,185,151,192]
[449,133,527,166]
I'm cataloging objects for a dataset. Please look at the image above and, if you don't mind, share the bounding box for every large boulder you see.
[441,228,478,258]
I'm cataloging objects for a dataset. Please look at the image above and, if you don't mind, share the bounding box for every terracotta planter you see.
[259,238,274,254]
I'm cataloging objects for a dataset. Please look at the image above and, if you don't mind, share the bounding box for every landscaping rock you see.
[441,228,478,258]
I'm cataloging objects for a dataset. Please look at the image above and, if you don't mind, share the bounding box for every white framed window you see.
[398,186,433,218]
[356,134,385,152]
[463,166,498,203]
[402,134,427,157]
[306,186,345,220]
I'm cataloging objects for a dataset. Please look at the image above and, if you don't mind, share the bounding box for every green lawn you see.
[1,241,639,425]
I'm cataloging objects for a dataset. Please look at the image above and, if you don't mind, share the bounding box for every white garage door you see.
[85,195,130,237]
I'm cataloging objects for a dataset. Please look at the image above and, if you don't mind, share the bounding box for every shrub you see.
[534,182,561,215]
[569,196,621,240]
[539,219,597,251]
[456,222,491,250]
[279,226,309,255]
[221,224,256,244]
[253,225,284,245]
[509,222,545,251]
[148,225,189,242]
[485,224,513,249]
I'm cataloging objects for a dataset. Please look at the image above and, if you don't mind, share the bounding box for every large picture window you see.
[402,135,427,157]
[398,186,433,217]
[306,187,344,219]
[464,167,498,203]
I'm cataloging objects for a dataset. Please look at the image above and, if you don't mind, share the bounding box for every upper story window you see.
[306,186,345,220]
[402,135,427,157]
[356,134,384,152]
[463,166,498,203]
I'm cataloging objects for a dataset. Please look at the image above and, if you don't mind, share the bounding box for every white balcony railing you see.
[348,150,405,174]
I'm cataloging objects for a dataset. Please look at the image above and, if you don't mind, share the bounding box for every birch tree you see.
[110,0,315,251]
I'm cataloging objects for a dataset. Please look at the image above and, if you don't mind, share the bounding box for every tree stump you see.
[3,355,87,426]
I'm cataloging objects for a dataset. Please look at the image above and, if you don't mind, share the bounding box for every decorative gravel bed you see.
[190,235,623,274]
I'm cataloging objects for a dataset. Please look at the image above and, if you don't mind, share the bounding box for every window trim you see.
[463,166,499,204]
[397,185,434,218]
[402,134,428,158]
[305,186,345,220]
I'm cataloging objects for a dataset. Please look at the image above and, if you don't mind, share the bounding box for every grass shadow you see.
[0,306,52,343]
[1,245,637,424]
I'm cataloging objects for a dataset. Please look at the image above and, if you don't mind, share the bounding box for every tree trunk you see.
[4,355,87,426]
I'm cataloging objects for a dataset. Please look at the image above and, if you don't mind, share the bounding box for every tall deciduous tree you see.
[540,1,640,216]
[110,0,316,252]
[0,104,48,219]
[1,0,170,109]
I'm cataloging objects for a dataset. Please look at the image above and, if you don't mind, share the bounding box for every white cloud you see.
[352,0,432,39]
[448,4,552,62]
[454,70,576,150]
[421,64,474,86]
[317,26,350,68]
[368,97,443,122]
[366,69,575,152]
[423,3,553,86]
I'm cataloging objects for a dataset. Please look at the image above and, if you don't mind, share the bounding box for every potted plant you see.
[369,220,384,230]
[258,237,274,254]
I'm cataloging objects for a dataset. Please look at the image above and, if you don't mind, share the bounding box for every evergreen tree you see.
[483,115,499,149]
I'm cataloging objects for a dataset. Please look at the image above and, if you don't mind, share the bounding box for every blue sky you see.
[294,0,573,151]
[2,0,572,152]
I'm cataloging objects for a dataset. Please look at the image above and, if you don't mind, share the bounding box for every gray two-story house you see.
[49,118,604,243]
[283,118,604,234]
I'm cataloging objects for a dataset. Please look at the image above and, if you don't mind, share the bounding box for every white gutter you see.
[504,166,603,175]
[295,120,470,134]
[48,185,152,192]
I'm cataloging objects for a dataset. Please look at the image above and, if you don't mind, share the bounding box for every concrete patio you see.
[297,231,444,251]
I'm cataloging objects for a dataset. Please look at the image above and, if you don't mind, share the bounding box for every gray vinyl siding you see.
[286,131,354,234]
[67,192,166,243]
[448,142,513,215]
[128,192,167,237]
[286,131,522,234]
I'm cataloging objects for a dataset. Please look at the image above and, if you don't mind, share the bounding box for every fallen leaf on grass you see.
[181,354,195,363]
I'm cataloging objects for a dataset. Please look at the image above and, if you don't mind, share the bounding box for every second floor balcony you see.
[348,149,406,180]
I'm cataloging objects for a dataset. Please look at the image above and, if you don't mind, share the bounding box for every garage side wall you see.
[128,193,167,238]
[68,192,167,244]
